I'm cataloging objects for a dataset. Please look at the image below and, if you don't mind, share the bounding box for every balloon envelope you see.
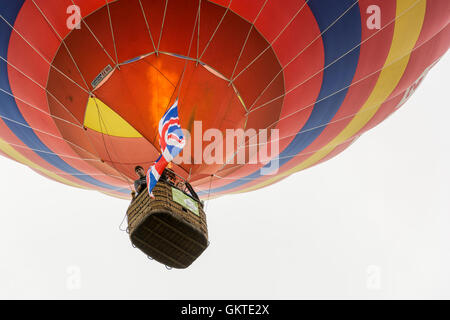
[0,0,448,199]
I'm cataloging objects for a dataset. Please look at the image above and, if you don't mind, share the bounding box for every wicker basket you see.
[126,180,208,269]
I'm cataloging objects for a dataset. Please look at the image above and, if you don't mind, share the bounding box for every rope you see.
[142,58,177,87]
[204,174,214,211]
[105,0,120,67]
[198,0,233,61]
[228,0,268,82]
[0,107,103,163]
[92,98,133,190]
[157,0,169,54]
[230,0,312,83]
[69,0,117,65]
[138,0,157,53]
[0,137,98,161]
[118,212,128,232]
[31,0,92,92]
[0,87,83,129]
[196,0,201,63]
[174,3,201,100]
[233,0,353,83]
[0,55,86,129]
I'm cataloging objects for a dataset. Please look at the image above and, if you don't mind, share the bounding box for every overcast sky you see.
[0,53,448,300]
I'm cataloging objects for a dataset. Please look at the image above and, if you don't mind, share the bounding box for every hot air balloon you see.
[1,0,449,267]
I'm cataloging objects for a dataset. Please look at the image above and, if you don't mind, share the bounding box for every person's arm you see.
[134,179,146,194]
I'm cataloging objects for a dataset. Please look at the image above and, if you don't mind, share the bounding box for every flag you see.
[146,99,185,197]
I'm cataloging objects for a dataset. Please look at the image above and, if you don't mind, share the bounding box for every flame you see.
[145,58,179,127]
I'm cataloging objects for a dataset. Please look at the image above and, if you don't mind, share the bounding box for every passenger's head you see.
[134,165,145,178]
[177,181,185,189]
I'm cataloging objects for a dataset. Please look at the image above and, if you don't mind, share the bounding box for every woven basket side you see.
[126,180,208,268]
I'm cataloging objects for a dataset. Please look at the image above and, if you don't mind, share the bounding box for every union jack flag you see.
[146,99,185,197]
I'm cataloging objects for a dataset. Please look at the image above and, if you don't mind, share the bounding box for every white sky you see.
[0,54,449,300]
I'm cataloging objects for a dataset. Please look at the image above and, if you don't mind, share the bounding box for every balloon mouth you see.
[91,51,248,113]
